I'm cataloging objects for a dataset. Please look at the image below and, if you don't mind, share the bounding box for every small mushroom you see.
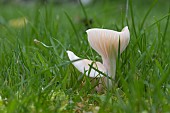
[67,51,106,78]
[67,26,130,89]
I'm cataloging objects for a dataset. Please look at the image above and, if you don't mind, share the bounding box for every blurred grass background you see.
[0,0,170,112]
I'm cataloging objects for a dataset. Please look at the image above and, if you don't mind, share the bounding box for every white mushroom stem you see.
[102,55,116,88]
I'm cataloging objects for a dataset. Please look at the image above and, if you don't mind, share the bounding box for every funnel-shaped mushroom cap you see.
[67,51,106,78]
[86,26,130,58]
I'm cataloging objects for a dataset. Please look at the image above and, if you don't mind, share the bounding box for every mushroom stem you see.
[103,56,116,88]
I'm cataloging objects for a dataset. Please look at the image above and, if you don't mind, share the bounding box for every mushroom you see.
[67,51,106,78]
[67,26,130,89]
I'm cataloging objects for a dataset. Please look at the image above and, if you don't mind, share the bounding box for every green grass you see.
[0,0,170,112]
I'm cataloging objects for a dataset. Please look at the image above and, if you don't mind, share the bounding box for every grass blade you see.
[140,0,158,30]
[64,12,81,45]
[129,0,137,39]
[162,6,170,45]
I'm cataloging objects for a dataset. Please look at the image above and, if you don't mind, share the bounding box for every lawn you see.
[0,0,170,112]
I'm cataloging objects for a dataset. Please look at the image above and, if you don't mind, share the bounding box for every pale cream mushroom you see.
[67,51,106,78]
[67,26,130,89]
